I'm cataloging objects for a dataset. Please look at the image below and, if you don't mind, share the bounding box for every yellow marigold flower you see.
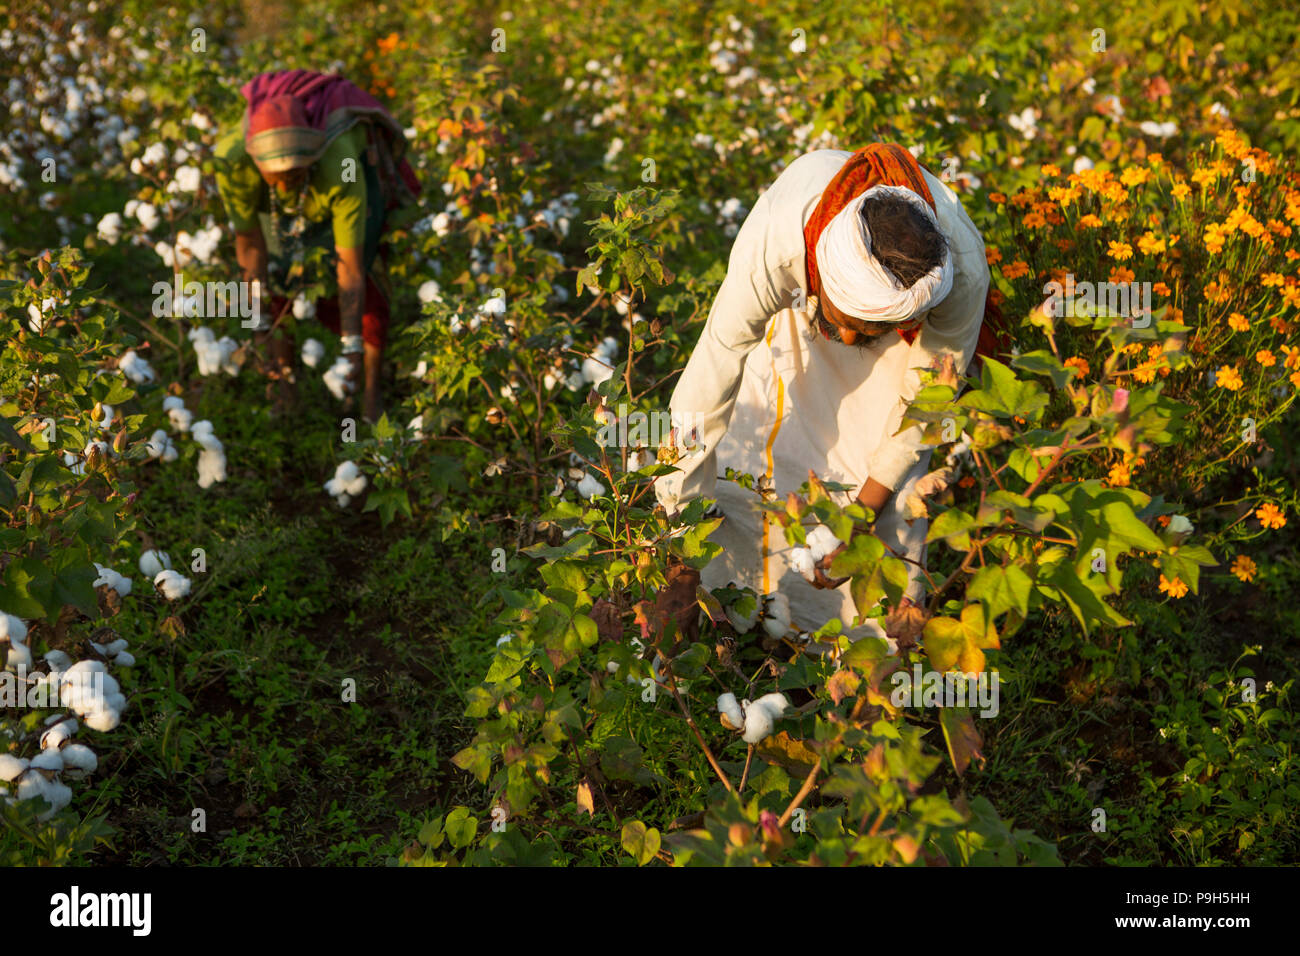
[1133,362,1157,384]
[1212,160,1235,177]
[1109,266,1136,284]
[1137,232,1166,256]
[1261,272,1286,288]
[1023,211,1048,228]
[1103,183,1130,204]
[1048,185,1079,206]
[1281,344,1300,370]
[1215,365,1243,390]
[1064,356,1090,377]
[1148,153,1164,167]
[1108,241,1134,261]
[1216,128,1248,159]
[1172,182,1191,200]
[1121,167,1151,187]
[1228,312,1249,332]
[1153,281,1171,296]
[1256,503,1286,529]
[1257,349,1277,367]
[1001,260,1031,280]
[1282,286,1300,309]
[1108,462,1131,486]
[1041,163,1061,177]
[1158,575,1189,598]
[1230,555,1257,582]
[1078,214,1102,229]
[1291,369,1300,388]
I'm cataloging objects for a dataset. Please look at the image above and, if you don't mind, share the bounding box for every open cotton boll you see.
[168,406,193,432]
[112,651,136,667]
[41,718,78,749]
[0,754,27,782]
[30,748,64,772]
[789,547,816,582]
[576,472,604,499]
[292,294,316,320]
[581,355,614,386]
[741,693,790,744]
[118,349,156,384]
[217,336,242,375]
[6,641,32,670]
[162,395,186,412]
[765,592,791,626]
[92,564,132,596]
[154,569,192,600]
[197,447,227,488]
[60,744,97,777]
[407,414,424,441]
[417,280,442,304]
[104,639,128,657]
[724,596,759,634]
[806,525,842,563]
[0,613,27,644]
[1169,514,1193,535]
[43,649,72,671]
[717,692,745,730]
[190,420,223,452]
[139,549,171,578]
[96,404,115,430]
[323,356,352,400]
[301,337,325,368]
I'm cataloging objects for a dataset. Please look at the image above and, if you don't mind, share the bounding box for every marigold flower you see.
[988,192,1007,204]
[1215,365,1243,390]
[1153,282,1171,296]
[1256,503,1286,529]
[1064,356,1090,377]
[1041,164,1061,177]
[1109,266,1136,284]
[1108,462,1131,486]
[1281,344,1300,370]
[1282,286,1300,309]
[1108,241,1134,261]
[1256,349,1277,367]
[1078,214,1102,229]
[1002,260,1031,280]
[1121,167,1151,187]
[1158,575,1189,598]
[1137,232,1166,256]
[986,246,1002,264]
[1172,182,1191,200]
[1023,211,1048,228]
[1230,555,1257,582]
[1157,515,1172,528]
[1228,312,1249,332]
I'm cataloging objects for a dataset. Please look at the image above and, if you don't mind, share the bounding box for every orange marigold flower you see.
[986,246,1002,264]
[1172,182,1191,200]
[1002,260,1031,280]
[1230,555,1257,582]
[1158,575,1189,598]
[1270,314,1292,335]
[1153,281,1171,296]
[1041,164,1061,177]
[1010,190,1038,208]
[1282,286,1300,309]
[1108,241,1134,261]
[1191,167,1219,188]
[1137,232,1167,256]
[1291,369,1300,388]
[1228,312,1249,332]
[1108,462,1131,486]
[1023,211,1048,228]
[1256,503,1286,529]
[1121,167,1151,187]
[1215,365,1243,390]
[1257,349,1277,367]
[988,192,1007,204]
[1280,345,1300,370]
[958,475,976,489]
[1064,356,1090,377]
[1288,250,1300,261]
[1261,272,1285,288]
[1157,515,1172,527]
[1078,214,1103,229]
[1109,266,1136,284]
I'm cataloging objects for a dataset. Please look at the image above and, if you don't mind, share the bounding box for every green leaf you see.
[967,563,1033,619]
[444,807,478,849]
[621,820,661,866]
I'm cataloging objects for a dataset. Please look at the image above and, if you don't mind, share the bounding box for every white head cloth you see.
[815,184,954,322]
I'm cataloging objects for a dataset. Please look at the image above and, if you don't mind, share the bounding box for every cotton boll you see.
[154,569,192,600]
[43,649,72,671]
[0,754,27,782]
[92,564,132,596]
[1169,514,1193,535]
[217,336,241,375]
[724,596,759,634]
[82,706,121,732]
[765,592,791,626]
[0,613,27,644]
[30,748,63,772]
[789,547,816,582]
[168,406,193,432]
[292,294,316,320]
[103,639,128,657]
[96,211,122,244]
[740,699,774,743]
[112,651,136,667]
[6,641,32,670]
[172,164,201,192]
[139,549,171,577]
[162,396,185,412]
[576,472,604,499]
[407,414,424,441]
[717,692,745,730]
[197,447,226,488]
[134,201,159,230]
[41,719,78,750]
[805,525,842,563]
[751,693,790,721]
[323,356,352,400]
[97,404,115,430]
[417,280,442,304]
[60,744,97,777]
[145,428,174,460]
[118,349,156,384]
[301,337,325,368]
[581,356,614,386]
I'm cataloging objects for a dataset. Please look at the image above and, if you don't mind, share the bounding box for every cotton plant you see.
[324,460,368,507]
[788,524,844,583]
[163,395,193,432]
[117,348,156,385]
[190,419,227,489]
[153,568,192,601]
[189,326,242,377]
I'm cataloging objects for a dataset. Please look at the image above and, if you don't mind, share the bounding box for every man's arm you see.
[336,245,366,382]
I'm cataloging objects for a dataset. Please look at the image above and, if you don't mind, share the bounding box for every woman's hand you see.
[810,543,850,590]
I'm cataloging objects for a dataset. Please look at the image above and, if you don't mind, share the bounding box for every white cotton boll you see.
[43,649,72,671]
[565,369,586,391]
[576,472,604,499]
[725,596,759,633]
[0,613,27,644]
[1169,514,1193,535]
[41,718,78,749]
[0,754,27,782]
[135,201,159,230]
[119,349,156,384]
[190,420,220,450]
[6,640,32,670]
[292,294,316,320]
[30,748,64,772]
[197,447,227,488]
[480,294,506,316]
[154,569,192,600]
[581,356,614,386]
[162,395,185,412]
[345,473,367,497]
[217,336,241,375]
[113,651,135,667]
[323,356,352,400]
[27,303,49,333]
[407,414,424,440]
[169,406,193,432]
[145,428,174,460]
[805,525,842,563]
[60,744,97,776]
[141,142,168,166]
[103,639,128,657]
[740,699,774,743]
[301,337,325,368]
[16,772,51,804]
[92,564,132,596]
[139,549,171,577]
[762,614,789,639]
[82,706,120,732]
[96,211,122,244]
[717,692,745,730]
[417,280,442,304]
[751,693,790,721]
[789,547,816,582]
[172,164,200,192]
[124,199,140,219]
[334,460,360,484]
[97,405,115,430]
[190,111,212,131]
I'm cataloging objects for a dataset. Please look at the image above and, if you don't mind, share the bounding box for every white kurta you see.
[659,149,989,639]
